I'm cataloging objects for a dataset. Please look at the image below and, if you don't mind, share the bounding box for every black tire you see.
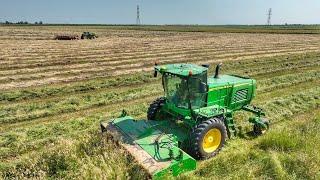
[253,118,269,136]
[147,97,165,120]
[189,118,227,160]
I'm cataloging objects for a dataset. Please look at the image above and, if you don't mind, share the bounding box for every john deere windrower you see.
[101,63,269,178]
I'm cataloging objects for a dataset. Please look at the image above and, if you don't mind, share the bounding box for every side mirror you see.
[154,62,159,78]
[200,82,207,93]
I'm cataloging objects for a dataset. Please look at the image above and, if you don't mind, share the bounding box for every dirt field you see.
[0,25,319,179]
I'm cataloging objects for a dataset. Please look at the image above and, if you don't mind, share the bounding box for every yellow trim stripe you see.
[209,83,250,91]
[234,83,251,87]
[209,86,232,91]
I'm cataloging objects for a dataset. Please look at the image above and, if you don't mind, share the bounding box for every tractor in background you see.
[81,32,97,39]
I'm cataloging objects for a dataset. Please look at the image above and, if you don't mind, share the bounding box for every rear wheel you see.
[189,118,227,159]
[147,97,165,120]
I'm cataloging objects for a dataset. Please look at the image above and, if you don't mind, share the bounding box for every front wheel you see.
[189,118,228,160]
[147,97,165,120]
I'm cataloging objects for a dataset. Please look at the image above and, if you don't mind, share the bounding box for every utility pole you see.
[136,5,141,25]
[267,8,272,25]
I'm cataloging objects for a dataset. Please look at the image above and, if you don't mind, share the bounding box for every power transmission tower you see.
[267,8,272,25]
[136,5,141,25]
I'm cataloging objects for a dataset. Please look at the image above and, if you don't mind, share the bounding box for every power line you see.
[136,5,141,25]
[267,8,272,25]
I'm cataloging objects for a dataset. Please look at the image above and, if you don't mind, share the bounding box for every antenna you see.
[136,5,141,25]
[267,8,272,25]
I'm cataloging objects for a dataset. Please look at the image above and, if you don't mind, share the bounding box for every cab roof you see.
[155,63,207,76]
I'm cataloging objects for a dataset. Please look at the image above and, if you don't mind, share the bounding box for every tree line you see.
[1,21,43,25]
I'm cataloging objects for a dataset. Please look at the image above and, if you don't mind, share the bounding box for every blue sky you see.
[1,0,319,25]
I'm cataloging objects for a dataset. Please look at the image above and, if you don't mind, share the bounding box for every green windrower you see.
[101,63,269,179]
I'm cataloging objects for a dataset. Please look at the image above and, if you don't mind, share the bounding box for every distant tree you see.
[5,21,10,24]
[39,21,43,25]
[15,21,28,24]
[35,21,38,25]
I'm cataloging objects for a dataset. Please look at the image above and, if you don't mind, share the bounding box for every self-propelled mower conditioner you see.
[100,63,269,179]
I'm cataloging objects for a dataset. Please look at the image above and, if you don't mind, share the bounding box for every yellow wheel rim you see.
[202,128,222,153]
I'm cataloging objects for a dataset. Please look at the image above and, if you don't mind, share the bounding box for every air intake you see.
[233,89,248,102]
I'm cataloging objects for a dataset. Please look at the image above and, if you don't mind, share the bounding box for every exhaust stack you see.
[214,63,222,78]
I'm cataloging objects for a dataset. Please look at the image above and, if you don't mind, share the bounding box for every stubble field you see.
[0,25,319,179]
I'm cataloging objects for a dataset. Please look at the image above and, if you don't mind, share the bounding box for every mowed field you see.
[0,25,319,179]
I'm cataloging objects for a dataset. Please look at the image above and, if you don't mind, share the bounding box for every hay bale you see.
[54,34,79,40]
